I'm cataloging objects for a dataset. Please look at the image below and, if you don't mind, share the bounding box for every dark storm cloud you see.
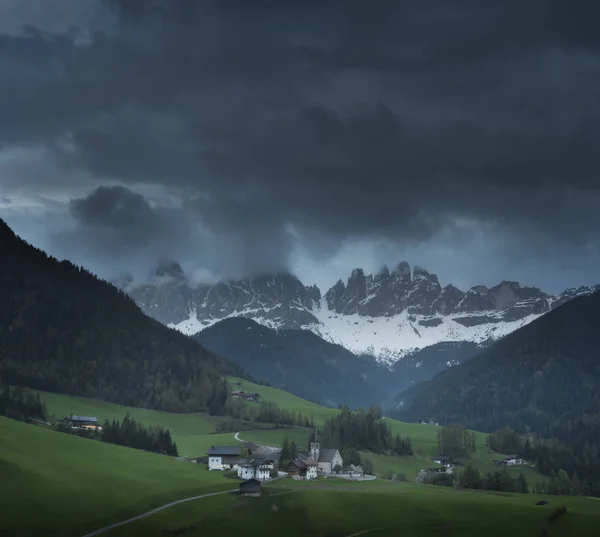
[48,185,293,281]
[1,0,600,285]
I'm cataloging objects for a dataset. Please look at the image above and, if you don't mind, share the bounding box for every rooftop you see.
[67,416,98,423]
[318,449,339,463]
[206,446,241,456]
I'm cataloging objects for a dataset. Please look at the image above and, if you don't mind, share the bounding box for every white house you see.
[349,464,364,477]
[255,465,271,481]
[206,446,241,470]
[432,456,453,468]
[505,455,524,466]
[305,460,318,480]
[237,460,272,481]
[310,443,343,474]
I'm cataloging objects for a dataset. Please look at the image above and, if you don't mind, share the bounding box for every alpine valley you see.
[117,261,599,404]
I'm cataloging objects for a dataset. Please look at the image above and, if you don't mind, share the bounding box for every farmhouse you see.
[206,446,241,470]
[62,415,101,431]
[419,419,439,426]
[237,459,272,481]
[494,454,525,467]
[239,478,261,497]
[416,467,447,482]
[284,458,318,480]
[341,464,364,478]
[432,456,453,467]
[230,390,261,402]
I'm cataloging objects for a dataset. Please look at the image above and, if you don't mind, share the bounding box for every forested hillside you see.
[0,218,242,413]
[394,291,600,441]
[195,317,394,408]
[393,291,600,493]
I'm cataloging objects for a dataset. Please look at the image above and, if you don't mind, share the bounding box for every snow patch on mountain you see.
[306,299,544,366]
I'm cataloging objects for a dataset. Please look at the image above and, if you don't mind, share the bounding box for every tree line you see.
[0,383,46,423]
[437,425,477,458]
[100,414,178,456]
[457,462,529,493]
[224,399,315,428]
[314,405,412,465]
[487,426,600,497]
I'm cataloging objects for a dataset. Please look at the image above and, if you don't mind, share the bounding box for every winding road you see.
[81,490,236,537]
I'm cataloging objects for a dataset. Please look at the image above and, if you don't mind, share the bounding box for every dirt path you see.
[345,529,386,537]
[81,489,236,537]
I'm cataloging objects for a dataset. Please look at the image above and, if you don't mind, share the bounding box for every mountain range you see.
[121,261,599,366]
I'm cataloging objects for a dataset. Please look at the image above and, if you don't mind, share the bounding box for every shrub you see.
[548,506,568,523]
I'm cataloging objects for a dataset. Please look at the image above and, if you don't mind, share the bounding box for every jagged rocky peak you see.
[155,260,185,279]
[412,265,430,280]
[405,265,442,313]
[470,285,489,295]
[307,284,321,303]
[391,261,411,281]
[325,279,346,307]
[375,265,390,281]
[431,284,466,315]
[332,268,367,314]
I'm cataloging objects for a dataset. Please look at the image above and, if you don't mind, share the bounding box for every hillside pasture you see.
[0,416,234,537]
[101,479,600,537]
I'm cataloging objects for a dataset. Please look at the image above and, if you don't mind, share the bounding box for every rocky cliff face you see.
[120,260,599,364]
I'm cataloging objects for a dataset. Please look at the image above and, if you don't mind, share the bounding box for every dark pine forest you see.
[0,218,242,414]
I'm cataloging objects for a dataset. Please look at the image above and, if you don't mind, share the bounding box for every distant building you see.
[432,456,453,468]
[62,415,101,431]
[347,464,364,477]
[493,454,525,467]
[419,419,439,426]
[206,446,241,470]
[237,459,272,481]
[309,443,344,474]
[239,478,261,497]
[417,467,447,482]
[230,390,261,402]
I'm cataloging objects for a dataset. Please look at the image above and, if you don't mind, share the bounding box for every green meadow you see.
[237,427,311,448]
[0,416,234,537]
[40,390,236,458]
[102,480,600,537]
[39,385,549,484]
[227,377,340,425]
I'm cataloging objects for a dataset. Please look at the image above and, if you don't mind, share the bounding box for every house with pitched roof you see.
[206,446,241,470]
[308,443,343,475]
[237,458,272,481]
[62,415,101,431]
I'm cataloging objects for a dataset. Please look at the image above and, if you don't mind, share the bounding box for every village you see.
[205,440,371,495]
[57,404,532,498]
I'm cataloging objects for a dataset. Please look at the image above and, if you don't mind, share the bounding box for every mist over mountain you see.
[120,260,599,365]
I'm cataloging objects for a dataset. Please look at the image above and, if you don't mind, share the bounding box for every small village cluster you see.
[206,442,364,493]
[417,453,527,482]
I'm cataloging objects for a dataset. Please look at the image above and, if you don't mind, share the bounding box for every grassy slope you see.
[40,390,237,458]
[227,377,339,426]
[104,480,600,537]
[41,384,548,483]
[238,427,311,448]
[0,416,235,537]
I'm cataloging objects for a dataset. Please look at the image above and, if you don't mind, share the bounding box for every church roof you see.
[318,449,339,463]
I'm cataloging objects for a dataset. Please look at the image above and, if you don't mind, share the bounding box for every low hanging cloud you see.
[0,0,599,291]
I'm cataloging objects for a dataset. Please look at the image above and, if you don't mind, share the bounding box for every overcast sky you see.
[1,0,599,294]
